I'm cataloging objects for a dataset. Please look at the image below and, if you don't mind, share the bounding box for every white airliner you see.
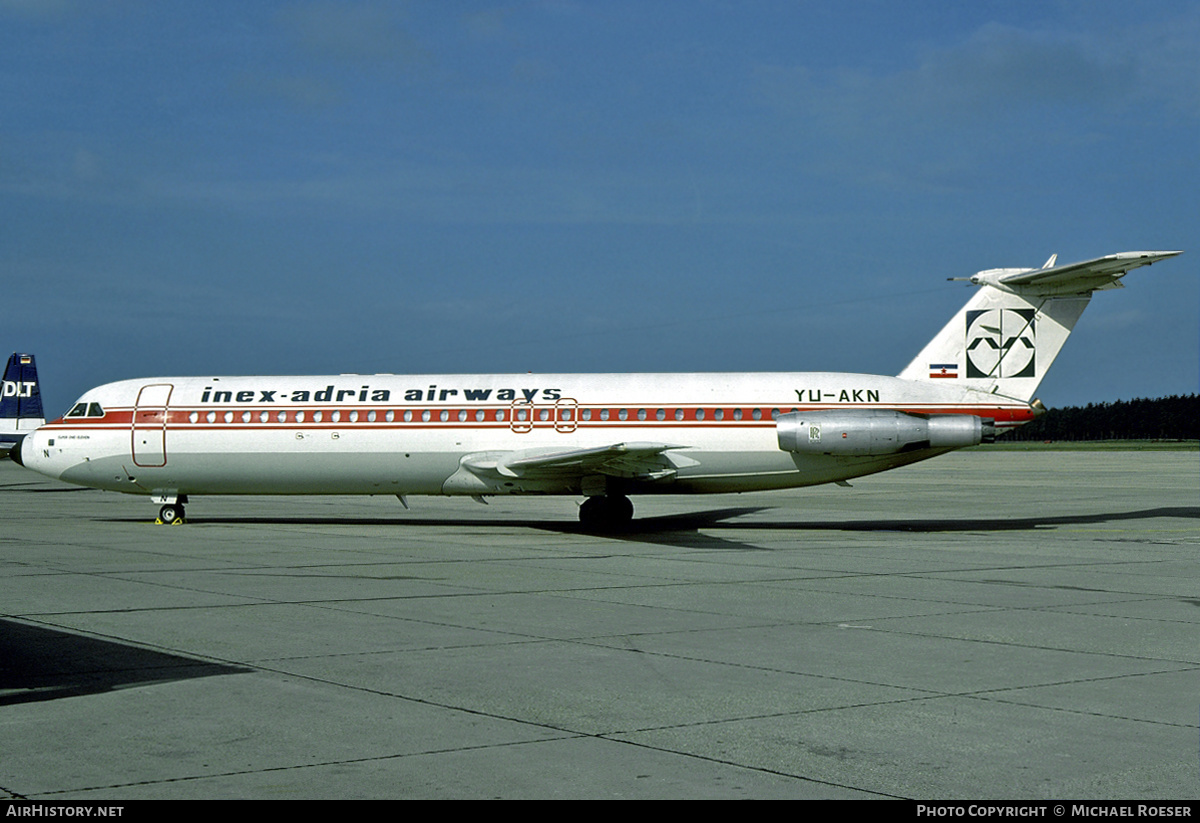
[11,251,1182,527]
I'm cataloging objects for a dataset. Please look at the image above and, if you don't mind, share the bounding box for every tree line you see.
[998,394,1199,441]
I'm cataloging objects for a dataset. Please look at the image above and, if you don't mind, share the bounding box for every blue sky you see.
[3,0,1196,416]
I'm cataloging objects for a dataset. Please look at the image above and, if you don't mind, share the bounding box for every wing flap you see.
[500,441,684,478]
[462,442,686,480]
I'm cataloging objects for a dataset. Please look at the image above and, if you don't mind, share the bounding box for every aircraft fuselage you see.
[20,371,1028,499]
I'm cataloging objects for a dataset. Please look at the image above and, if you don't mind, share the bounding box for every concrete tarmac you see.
[1,450,1197,800]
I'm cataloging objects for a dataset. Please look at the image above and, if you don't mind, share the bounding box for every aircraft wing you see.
[464,442,688,481]
[991,250,1182,295]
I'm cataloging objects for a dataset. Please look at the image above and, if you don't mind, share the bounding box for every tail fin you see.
[1,353,45,456]
[898,251,1182,402]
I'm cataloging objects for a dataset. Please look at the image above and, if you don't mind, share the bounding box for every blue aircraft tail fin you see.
[1,353,45,456]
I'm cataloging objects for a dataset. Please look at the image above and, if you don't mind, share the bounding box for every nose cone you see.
[10,428,64,482]
[8,435,27,466]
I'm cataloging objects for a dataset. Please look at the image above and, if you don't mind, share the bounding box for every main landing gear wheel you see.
[157,503,186,525]
[578,495,634,530]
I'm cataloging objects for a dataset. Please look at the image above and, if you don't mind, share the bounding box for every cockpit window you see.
[66,402,105,418]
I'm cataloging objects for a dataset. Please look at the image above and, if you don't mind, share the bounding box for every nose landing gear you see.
[153,493,188,525]
[157,503,186,525]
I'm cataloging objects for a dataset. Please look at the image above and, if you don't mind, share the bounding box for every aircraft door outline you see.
[509,400,532,433]
[554,398,578,433]
[509,399,578,433]
[132,383,173,467]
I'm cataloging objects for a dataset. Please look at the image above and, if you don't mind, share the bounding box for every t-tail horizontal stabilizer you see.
[899,251,1182,402]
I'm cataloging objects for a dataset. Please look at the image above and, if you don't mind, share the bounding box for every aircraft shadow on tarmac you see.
[540,505,1200,548]
[99,507,773,551]
[0,483,91,492]
[0,620,249,706]
[718,506,1200,533]
[97,505,1199,551]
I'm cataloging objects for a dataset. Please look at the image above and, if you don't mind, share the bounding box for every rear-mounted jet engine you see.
[777,409,995,456]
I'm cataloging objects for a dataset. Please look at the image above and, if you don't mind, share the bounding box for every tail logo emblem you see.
[966,308,1036,378]
[2,381,36,398]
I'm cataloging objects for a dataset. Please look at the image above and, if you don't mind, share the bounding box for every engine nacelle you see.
[777,410,995,456]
